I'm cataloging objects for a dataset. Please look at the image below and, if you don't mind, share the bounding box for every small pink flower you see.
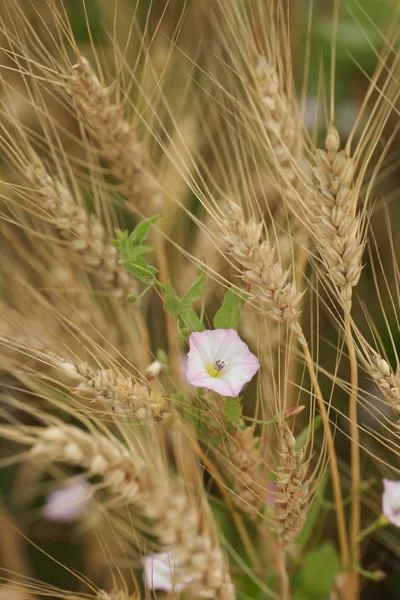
[43,481,91,522]
[382,479,400,527]
[267,481,276,506]
[186,329,259,397]
[143,552,190,591]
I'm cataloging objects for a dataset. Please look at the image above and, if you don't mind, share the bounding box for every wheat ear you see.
[273,424,310,546]
[10,424,234,599]
[66,57,162,217]
[144,486,235,599]
[25,154,137,299]
[58,358,170,421]
[368,352,400,420]
[312,125,363,308]
[28,425,151,504]
[254,57,301,186]
[221,202,304,327]
[205,393,266,518]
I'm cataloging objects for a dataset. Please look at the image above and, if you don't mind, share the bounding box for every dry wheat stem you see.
[14,424,234,599]
[345,315,361,600]
[66,57,162,217]
[25,154,137,299]
[58,357,170,421]
[312,126,363,309]
[300,338,350,569]
[273,424,310,547]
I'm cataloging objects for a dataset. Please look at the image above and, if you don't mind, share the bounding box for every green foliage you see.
[164,266,206,339]
[224,396,242,428]
[111,216,160,286]
[213,287,247,331]
[293,542,340,600]
[295,415,322,451]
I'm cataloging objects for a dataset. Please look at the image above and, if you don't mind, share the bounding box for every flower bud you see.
[146,360,163,380]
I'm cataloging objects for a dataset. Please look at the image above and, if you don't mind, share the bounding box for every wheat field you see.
[0,1,399,599]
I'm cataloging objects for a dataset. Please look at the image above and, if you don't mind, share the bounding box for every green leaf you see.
[112,218,160,288]
[293,542,340,600]
[164,280,205,336]
[213,288,246,331]
[224,396,242,428]
[181,266,207,307]
[123,256,158,284]
[164,281,180,317]
[179,306,204,333]
[295,415,322,451]
[130,215,160,244]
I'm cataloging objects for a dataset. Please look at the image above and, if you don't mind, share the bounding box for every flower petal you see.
[382,479,400,528]
[143,553,189,592]
[186,329,259,397]
[43,481,91,522]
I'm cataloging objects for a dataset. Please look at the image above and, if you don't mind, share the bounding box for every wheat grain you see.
[29,425,151,505]
[25,154,137,299]
[312,126,363,308]
[66,57,162,217]
[254,57,300,186]
[205,393,266,518]
[144,486,235,599]
[368,352,400,420]
[222,202,304,326]
[273,424,310,547]
[58,358,170,421]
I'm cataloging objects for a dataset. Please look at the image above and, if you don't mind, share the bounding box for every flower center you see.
[206,359,226,378]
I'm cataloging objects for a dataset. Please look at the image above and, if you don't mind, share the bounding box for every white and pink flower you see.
[143,552,190,592]
[382,479,400,528]
[186,329,259,397]
[43,481,91,522]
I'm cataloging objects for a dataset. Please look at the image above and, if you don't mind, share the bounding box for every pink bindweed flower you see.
[43,481,91,522]
[186,329,260,397]
[143,552,190,592]
[382,479,400,528]
[267,481,276,506]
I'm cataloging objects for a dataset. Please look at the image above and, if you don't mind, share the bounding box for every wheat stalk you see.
[58,358,170,421]
[312,125,363,308]
[66,57,162,217]
[25,154,137,299]
[273,424,310,546]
